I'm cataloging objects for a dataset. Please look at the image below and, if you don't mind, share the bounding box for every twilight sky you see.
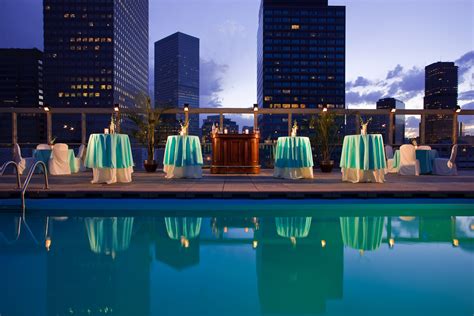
[0,0,473,134]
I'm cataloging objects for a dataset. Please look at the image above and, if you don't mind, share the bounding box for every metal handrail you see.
[0,161,22,188]
[21,161,49,218]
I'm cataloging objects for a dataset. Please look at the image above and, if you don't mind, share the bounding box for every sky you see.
[0,0,473,135]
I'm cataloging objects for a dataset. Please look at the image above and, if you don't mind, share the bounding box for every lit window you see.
[264,96,272,101]
[282,89,291,94]
[58,92,64,97]
[291,25,300,30]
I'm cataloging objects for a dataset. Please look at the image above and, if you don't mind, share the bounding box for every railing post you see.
[219,113,224,132]
[452,113,458,144]
[12,112,18,144]
[81,113,87,144]
[287,113,292,136]
[184,111,189,127]
[254,112,258,131]
[46,112,52,144]
[420,114,426,144]
[355,113,360,135]
[388,112,394,145]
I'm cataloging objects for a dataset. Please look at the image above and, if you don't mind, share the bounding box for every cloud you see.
[405,116,420,129]
[455,50,474,80]
[218,20,246,37]
[200,58,228,107]
[346,76,371,89]
[386,64,403,80]
[346,90,385,105]
[459,90,474,101]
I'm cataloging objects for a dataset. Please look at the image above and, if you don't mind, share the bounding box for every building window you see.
[291,24,300,30]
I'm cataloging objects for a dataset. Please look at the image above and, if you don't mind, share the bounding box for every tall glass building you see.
[154,32,200,137]
[0,48,45,144]
[372,98,405,145]
[43,0,148,142]
[423,61,458,144]
[257,0,345,140]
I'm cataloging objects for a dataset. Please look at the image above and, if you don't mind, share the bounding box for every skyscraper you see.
[154,32,200,137]
[257,0,345,140]
[0,48,45,144]
[372,98,405,145]
[423,62,458,144]
[43,0,148,142]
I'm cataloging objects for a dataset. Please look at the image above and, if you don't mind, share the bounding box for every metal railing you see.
[0,161,21,188]
[21,161,49,218]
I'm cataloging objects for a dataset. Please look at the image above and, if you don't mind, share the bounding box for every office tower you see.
[155,32,200,137]
[423,62,458,144]
[0,48,45,144]
[43,0,148,142]
[372,98,405,144]
[201,115,239,143]
[257,0,345,140]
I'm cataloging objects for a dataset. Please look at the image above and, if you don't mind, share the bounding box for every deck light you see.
[455,106,461,113]
[43,106,50,112]
[322,105,328,112]
[184,103,189,112]
[114,104,120,112]
[253,103,259,112]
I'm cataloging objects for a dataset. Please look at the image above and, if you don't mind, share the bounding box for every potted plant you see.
[127,93,169,172]
[311,112,340,173]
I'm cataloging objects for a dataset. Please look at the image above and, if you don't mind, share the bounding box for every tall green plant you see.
[127,93,169,162]
[310,112,340,162]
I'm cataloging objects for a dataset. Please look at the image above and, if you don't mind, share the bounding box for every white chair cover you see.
[398,144,420,176]
[432,145,458,176]
[74,144,87,172]
[417,145,432,150]
[48,143,71,175]
[36,144,51,150]
[164,165,202,179]
[13,143,36,175]
[92,167,133,184]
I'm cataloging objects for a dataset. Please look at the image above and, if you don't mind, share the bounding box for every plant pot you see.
[320,160,334,173]
[144,160,158,172]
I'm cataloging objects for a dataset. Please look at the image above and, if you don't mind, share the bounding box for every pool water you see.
[0,201,473,316]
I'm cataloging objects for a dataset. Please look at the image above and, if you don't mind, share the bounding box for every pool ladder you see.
[0,160,49,218]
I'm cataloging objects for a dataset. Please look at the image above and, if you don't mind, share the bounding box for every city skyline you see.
[0,0,473,135]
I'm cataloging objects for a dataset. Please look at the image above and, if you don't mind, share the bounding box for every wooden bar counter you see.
[211,132,260,174]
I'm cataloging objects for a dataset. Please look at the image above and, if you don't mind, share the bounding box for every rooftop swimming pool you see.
[0,200,473,316]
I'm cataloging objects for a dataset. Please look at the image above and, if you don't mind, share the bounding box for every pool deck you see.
[0,169,473,199]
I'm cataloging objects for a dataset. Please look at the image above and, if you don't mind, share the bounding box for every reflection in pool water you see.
[0,209,473,316]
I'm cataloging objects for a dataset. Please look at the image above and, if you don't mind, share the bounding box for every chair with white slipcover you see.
[48,143,71,175]
[398,144,420,176]
[36,144,51,150]
[417,145,432,150]
[12,143,36,175]
[432,145,458,176]
[384,145,397,173]
[74,144,87,172]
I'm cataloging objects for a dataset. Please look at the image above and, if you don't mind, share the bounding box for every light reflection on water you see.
[0,210,473,316]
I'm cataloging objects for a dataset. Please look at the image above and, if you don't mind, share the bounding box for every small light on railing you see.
[391,108,396,113]
[43,106,50,112]
[455,105,461,113]
[253,103,259,112]
[114,104,120,112]
[63,124,68,129]
[184,103,189,112]
[70,127,74,131]
[322,105,328,112]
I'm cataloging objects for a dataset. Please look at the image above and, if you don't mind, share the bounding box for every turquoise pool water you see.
[0,200,473,316]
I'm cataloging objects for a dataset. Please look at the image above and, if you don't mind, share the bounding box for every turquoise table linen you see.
[274,137,313,168]
[163,135,203,167]
[393,149,438,174]
[33,149,76,172]
[340,135,386,170]
[84,134,134,169]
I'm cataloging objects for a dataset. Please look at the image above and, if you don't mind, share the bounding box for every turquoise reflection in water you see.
[0,210,473,316]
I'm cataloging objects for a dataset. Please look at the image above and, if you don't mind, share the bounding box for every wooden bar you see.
[211,133,260,174]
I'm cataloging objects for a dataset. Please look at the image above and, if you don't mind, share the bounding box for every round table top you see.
[84,133,134,169]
